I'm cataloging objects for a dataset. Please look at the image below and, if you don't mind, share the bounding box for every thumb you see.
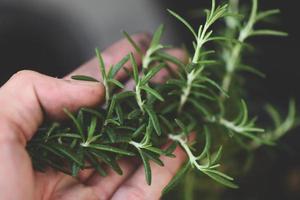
[0,70,105,145]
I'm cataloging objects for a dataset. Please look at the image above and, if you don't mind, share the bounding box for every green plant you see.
[26,0,297,197]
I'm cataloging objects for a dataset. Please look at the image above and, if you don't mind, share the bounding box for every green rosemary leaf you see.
[167,79,186,88]
[37,157,71,175]
[150,24,165,49]
[192,91,215,101]
[115,104,124,124]
[165,142,177,156]
[156,51,185,68]
[240,100,249,125]
[145,146,166,155]
[45,122,59,141]
[266,99,297,141]
[63,108,84,139]
[127,109,142,120]
[71,75,99,82]
[122,30,142,56]
[129,53,139,83]
[211,146,223,165]
[265,104,281,127]
[107,91,135,120]
[141,63,165,85]
[72,148,84,176]
[70,139,78,148]
[37,144,64,159]
[87,116,97,141]
[43,143,83,166]
[197,127,211,161]
[207,36,240,44]
[140,85,164,102]
[107,79,125,89]
[144,105,162,136]
[159,115,175,133]
[47,133,82,140]
[188,98,211,116]
[122,67,134,79]
[106,128,117,143]
[202,170,238,189]
[138,149,152,185]
[167,9,197,40]
[81,108,104,121]
[116,126,135,131]
[116,91,136,100]
[162,161,191,195]
[105,119,121,126]
[86,144,135,156]
[161,102,179,115]
[106,97,117,120]
[200,50,215,58]
[142,121,153,145]
[132,124,147,138]
[90,151,123,175]
[202,77,228,97]
[175,119,188,135]
[248,0,258,27]
[143,150,164,166]
[102,133,131,144]
[250,29,288,37]
[108,54,130,79]
[238,64,266,78]
[86,152,107,177]
[238,131,268,145]
[206,169,234,181]
[77,109,84,128]
[95,48,107,81]
[256,9,280,22]
[223,12,244,20]
[196,60,218,66]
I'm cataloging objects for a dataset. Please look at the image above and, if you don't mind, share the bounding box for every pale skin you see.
[0,33,189,200]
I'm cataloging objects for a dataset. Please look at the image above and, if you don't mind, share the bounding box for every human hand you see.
[0,33,188,200]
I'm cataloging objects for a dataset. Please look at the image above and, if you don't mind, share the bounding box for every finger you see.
[111,146,188,200]
[0,70,105,143]
[65,33,151,81]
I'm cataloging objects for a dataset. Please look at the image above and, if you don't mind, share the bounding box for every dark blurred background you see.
[0,0,299,199]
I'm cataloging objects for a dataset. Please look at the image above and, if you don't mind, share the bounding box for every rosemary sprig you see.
[26,0,297,196]
[221,0,288,94]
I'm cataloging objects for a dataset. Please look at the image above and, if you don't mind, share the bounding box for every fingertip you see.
[37,78,106,120]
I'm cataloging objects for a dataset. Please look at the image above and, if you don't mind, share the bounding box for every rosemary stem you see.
[135,84,145,113]
[169,134,205,170]
[178,71,194,113]
[178,67,202,113]
[142,50,153,70]
[183,171,195,200]
[221,0,257,95]
[104,80,110,105]
[221,44,242,94]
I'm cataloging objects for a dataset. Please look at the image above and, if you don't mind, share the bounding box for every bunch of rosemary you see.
[26,0,297,195]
